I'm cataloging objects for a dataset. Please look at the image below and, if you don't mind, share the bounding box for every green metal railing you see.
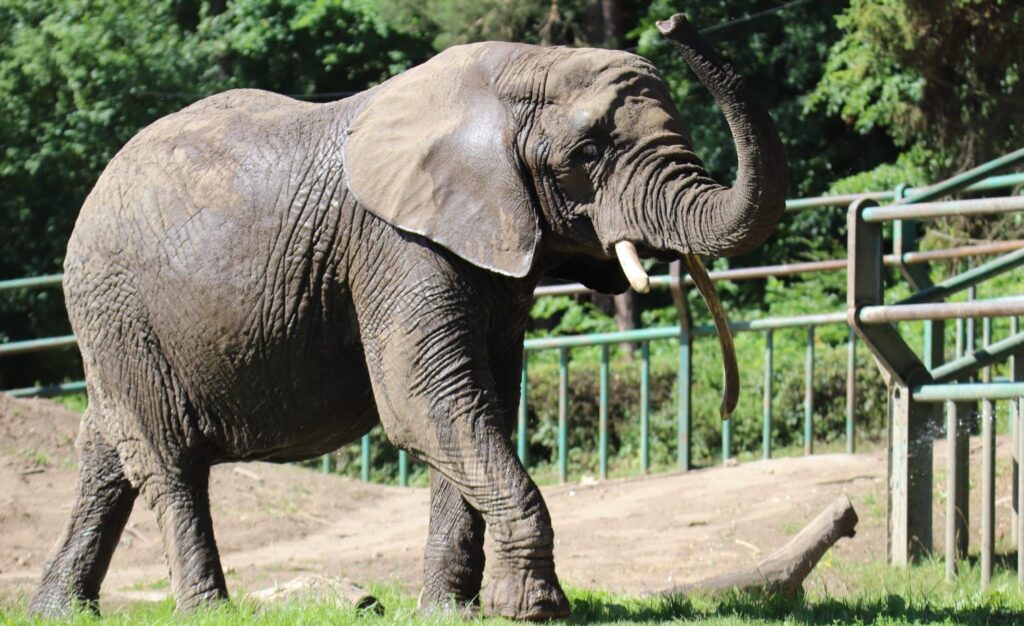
[844,147,1024,586]
[3,164,1023,489]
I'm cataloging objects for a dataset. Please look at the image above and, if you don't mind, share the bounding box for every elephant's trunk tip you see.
[655,13,691,37]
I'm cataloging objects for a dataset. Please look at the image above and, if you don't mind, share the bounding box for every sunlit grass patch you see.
[3,563,1024,625]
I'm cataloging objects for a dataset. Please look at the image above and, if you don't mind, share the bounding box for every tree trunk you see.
[601,0,622,48]
[614,291,639,358]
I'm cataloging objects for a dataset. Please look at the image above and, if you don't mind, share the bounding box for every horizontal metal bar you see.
[932,331,1024,383]
[0,334,78,356]
[859,298,1024,324]
[897,149,1024,206]
[724,312,846,332]
[900,247,1024,305]
[524,311,846,351]
[786,191,892,211]
[533,241,1023,299]
[897,240,1024,264]
[912,382,1024,402]
[783,171,1024,212]
[0,273,64,292]
[5,380,86,398]
[862,196,1024,223]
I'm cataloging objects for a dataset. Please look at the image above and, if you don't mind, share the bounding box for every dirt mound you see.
[0,394,1017,613]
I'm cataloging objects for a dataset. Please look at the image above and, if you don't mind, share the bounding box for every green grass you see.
[4,560,1024,625]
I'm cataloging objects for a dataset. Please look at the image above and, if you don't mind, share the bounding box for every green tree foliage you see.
[809,0,1024,176]
[0,0,430,387]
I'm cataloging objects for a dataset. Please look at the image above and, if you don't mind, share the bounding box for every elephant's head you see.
[344,14,787,418]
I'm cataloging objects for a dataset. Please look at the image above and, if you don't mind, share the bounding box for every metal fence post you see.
[982,321,995,588]
[763,330,773,459]
[1013,316,1020,547]
[360,433,371,482]
[599,345,609,480]
[518,358,529,465]
[679,329,691,472]
[804,326,815,455]
[1014,331,1024,586]
[558,347,569,483]
[846,328,856,454]
[641,342,650,473]
[889,383,935,565]
[398,450,409,486]
[321,453,333,474]
[670,261,692,472]
[945,400,971,578]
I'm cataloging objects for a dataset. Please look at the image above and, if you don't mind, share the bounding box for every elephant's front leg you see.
[420,471,485,612]
[420,329,525,613]
[362,307,569,620]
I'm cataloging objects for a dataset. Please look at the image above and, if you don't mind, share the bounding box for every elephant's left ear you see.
[344,43,539,277]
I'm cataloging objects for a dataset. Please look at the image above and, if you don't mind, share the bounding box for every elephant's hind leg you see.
[29,421,138,617]
[420,470,486,613]
[141,464,228,611]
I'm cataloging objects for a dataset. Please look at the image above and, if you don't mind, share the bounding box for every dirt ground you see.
[0,394,1018,611]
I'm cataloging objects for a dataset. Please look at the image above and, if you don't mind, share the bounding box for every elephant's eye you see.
[571,142,601,166]
[558,141,599,202]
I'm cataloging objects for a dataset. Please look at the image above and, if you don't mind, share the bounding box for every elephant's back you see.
[62,89,373,458]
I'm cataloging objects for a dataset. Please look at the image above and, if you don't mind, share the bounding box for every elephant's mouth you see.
[614,242,738,421]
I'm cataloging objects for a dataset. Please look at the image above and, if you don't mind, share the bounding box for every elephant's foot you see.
[29,579,97,618]
[482,567,570,621]
[174,584,230,613]
[417,586,479,619]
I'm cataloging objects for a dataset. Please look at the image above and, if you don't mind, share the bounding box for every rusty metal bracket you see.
[847,198,932,388]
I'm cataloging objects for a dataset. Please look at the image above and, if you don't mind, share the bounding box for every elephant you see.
[30,13,786,620]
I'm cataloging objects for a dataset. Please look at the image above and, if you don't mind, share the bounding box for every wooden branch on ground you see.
[662,494,858,598]
[251,574,382,613]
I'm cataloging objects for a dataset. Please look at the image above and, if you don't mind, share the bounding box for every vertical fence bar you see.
[890,384,936,564]
[678,328,692,472]
[398,450,409,486]
[1013,317,1020,547]
[846,328,856,454]
[945,401,957,579]
[518,358,529,465]
[981,321,995,589]
[1014,332,1024,586]
[599,345,609,480]
[983,318,993,382]
[558,347,569,484]
[321,453,332,474]
[967,284,976,355]
[360,433,371,482]
[804,326,815,455]
[763,330,773,460]
[945,399,970,578]
[641,342,650,474]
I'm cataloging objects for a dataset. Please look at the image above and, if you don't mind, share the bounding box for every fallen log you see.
[662,494,858,598]
[250,574,382,614]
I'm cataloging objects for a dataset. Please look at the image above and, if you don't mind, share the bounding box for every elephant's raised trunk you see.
[656,14,788,258]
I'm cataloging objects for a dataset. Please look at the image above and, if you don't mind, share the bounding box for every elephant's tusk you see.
[681,254,739,421]
[615,241,651,294]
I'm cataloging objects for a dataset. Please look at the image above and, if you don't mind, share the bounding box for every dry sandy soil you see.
[0,394,1017,611]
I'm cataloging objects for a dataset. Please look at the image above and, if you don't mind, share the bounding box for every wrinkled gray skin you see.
[31,15,785,620]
